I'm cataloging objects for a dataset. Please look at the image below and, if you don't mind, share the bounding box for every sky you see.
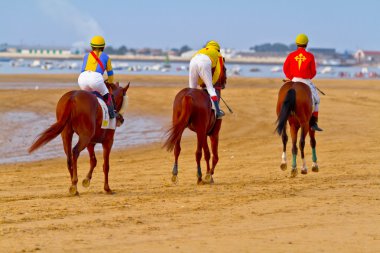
[1,0,379,52]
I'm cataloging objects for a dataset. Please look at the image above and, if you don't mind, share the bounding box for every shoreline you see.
[1,73,379,86]
[0,52,367,67]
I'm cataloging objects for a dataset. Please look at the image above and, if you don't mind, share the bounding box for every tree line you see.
[250,43,298,52]
[104,45,192,55]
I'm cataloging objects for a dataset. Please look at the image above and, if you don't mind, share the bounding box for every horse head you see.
[105,81,130,125]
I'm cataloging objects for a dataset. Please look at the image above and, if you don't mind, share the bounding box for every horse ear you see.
[108,82,118,91]
[123,82,130,92]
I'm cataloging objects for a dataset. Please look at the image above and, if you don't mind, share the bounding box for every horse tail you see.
[28,97,72,153]
[275,88,296,135]
[163,95,193,152]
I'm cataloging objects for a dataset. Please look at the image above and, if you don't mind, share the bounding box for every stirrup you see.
[311,124,323,131]
[217,110,225,119]
[108,108,115,119]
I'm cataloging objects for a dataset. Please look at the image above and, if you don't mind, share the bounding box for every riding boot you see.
[103,93,116,119]
[310,113,323,131]
[211,96,225,119]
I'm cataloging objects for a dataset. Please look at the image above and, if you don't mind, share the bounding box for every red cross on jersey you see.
[283,47,317,80]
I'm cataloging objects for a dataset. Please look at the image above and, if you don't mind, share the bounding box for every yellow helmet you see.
[295,34,309,46]
[206,40,220,51]
[90,35,106,48]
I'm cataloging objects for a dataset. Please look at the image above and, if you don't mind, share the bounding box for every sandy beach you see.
[0,74,379,252]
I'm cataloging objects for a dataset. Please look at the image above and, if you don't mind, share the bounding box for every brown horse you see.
[275,81,319,177]
[29,82,130,195]
[163,68,226,184]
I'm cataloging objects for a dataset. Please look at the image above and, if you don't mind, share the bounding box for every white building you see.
[354,50,380,64]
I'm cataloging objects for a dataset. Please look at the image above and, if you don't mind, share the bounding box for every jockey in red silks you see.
[283,34,322,131]
[189,40,225,119]
[78,35,116,119]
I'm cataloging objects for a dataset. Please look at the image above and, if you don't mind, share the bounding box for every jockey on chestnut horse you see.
[163,40,227,184]
[29,36,130,195]
[283,33,323,132]
[78,35,120,120]
[29,81,129,195]
[276,34,321,177]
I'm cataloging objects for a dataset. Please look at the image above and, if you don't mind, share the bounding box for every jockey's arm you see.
[310,55,317,79]
[212,55,224,84]
[283,56,293,80]
[106,58,114,83]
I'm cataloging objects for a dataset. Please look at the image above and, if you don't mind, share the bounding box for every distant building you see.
[354,50,380,64]
[180,50,197,58]
[19,46,71,56]
[3,45,71,56]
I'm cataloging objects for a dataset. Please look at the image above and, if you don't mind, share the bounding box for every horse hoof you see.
[204,173,212,183]
[290,168,298,178]
[105,190,114,195]
[197,178,204,185]
[82,178,91,188]
[171,175,178,184]
[69,185,78,196]
[301,168,308,175]
[280,163,287,171]
[312,164,319,172]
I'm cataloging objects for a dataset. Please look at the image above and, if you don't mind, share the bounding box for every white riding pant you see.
[78,71,108,96]
[292,77,320,112]
[189,54,217,98]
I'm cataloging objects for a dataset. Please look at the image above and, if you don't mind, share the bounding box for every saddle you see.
[91,91,116,129]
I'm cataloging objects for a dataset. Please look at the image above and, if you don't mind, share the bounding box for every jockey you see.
[78,35,116,119]
[283,34,323,131]
[189,40,225,119]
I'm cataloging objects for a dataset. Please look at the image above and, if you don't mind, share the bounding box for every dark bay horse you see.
[163,68,226,184]
[29,82,130,195]
[275,81,319,177]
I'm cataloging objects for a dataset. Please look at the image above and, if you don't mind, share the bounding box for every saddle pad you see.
[96,98,116,130]
[291,77,318,108]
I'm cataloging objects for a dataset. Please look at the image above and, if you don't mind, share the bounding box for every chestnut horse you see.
[29,82,130,195]
[163,68,226,184]
[275,81,319,177]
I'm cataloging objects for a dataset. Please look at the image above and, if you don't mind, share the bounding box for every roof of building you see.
[362,51,380,56]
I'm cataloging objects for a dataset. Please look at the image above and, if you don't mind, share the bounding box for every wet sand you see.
[1,74,380,252]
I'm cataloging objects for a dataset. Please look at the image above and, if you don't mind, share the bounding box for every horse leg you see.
[195,132,206,184]
[102,140,114,194]
[171,137,181,184]
[203,139,212,184]
[310,130,319,172]
[69,135,91,196]
[82,143,97,188]
[280,129,288,171]
[300,125,309,174]
[61,126,74,180]
[208,133,219,184]
[289,124,299,177]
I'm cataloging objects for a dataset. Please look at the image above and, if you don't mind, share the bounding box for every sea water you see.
[0,111,167,164]
[1,59,379,79]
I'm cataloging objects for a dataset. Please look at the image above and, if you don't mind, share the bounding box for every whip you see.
[282,79,326,95]
[316,87,326,96]
[220,96,233,114]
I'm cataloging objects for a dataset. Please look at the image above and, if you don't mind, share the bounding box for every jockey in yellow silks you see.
[189,40,225,119]
[78,35,117,118]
